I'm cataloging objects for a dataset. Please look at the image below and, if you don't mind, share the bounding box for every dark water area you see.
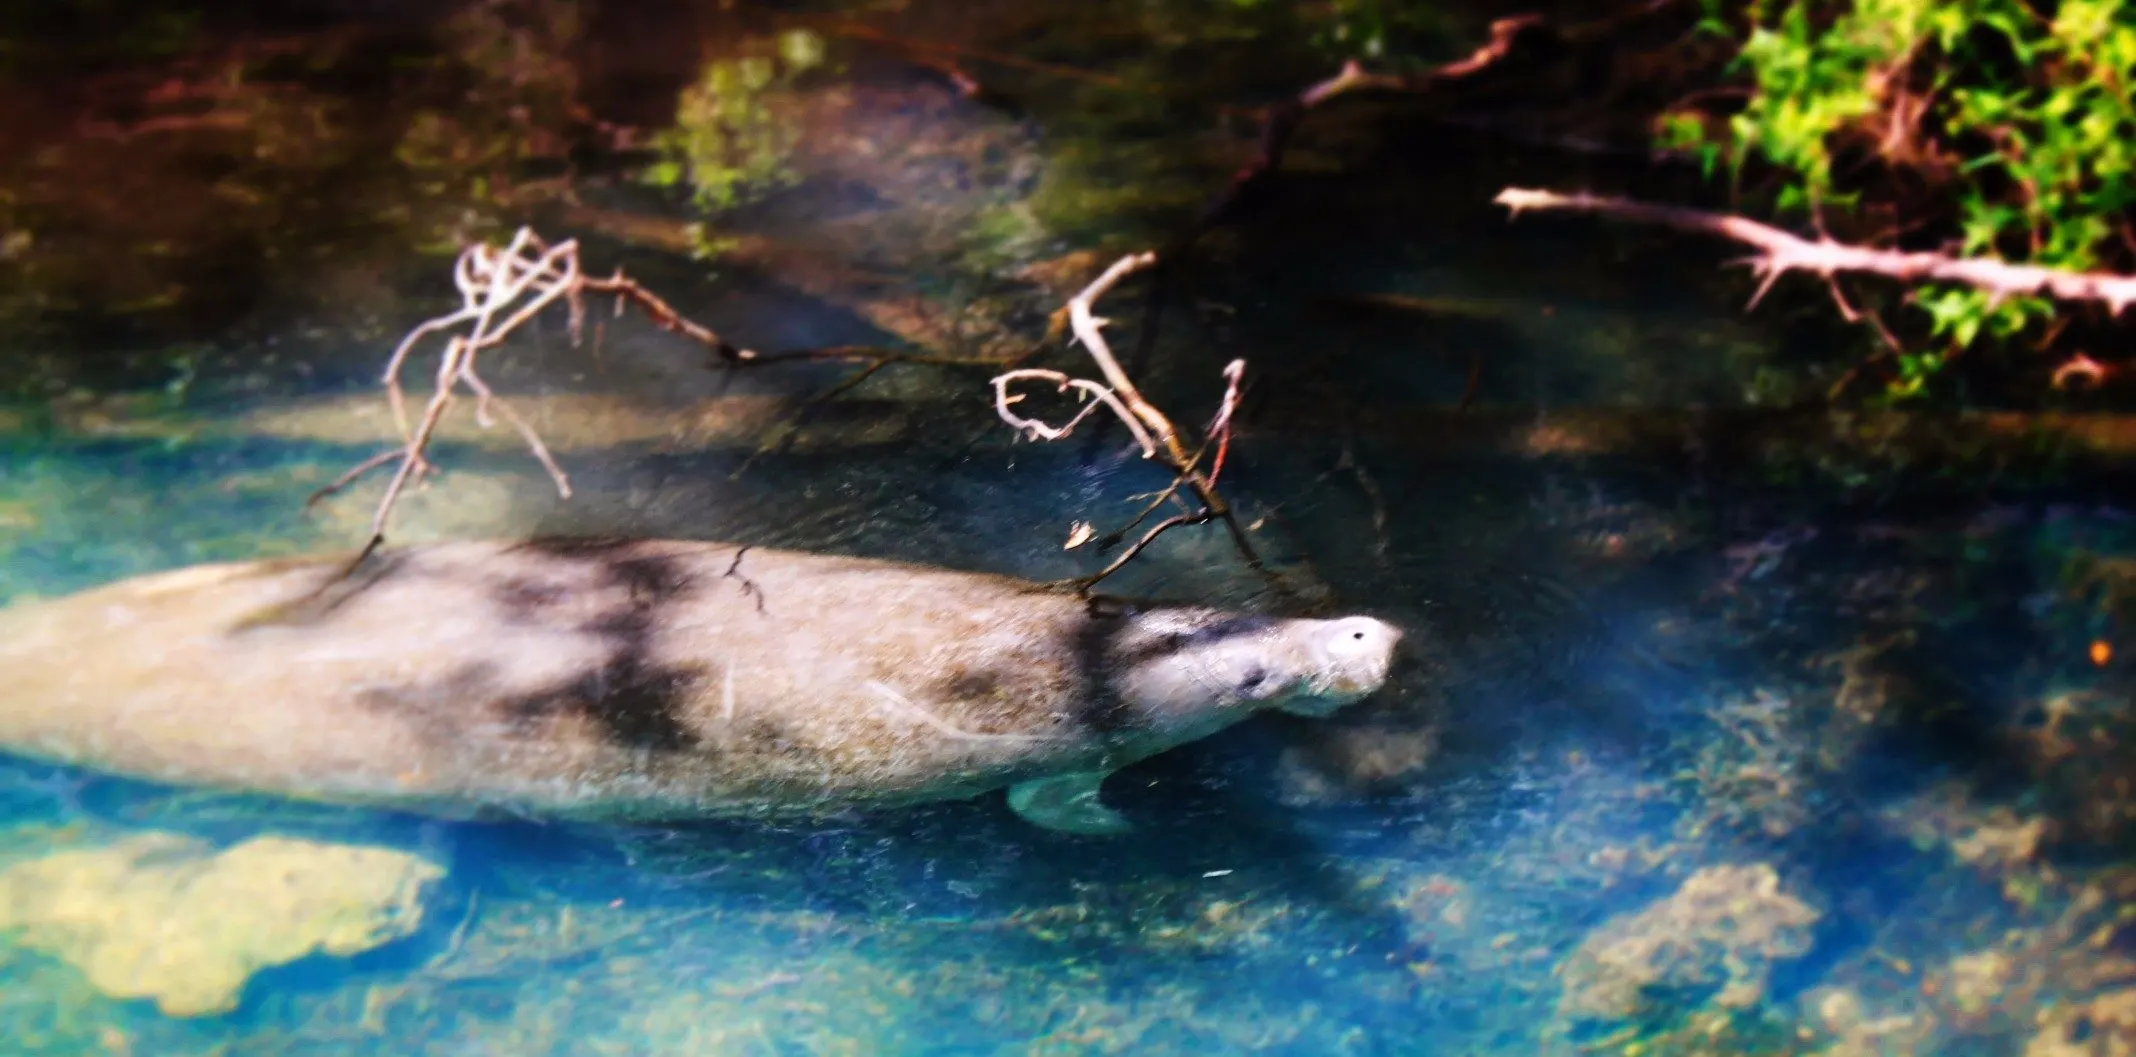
[0,1,2132,1054]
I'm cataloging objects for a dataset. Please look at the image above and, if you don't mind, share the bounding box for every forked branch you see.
[990,253,1282,597]
[312,228,601,556]
[313,226,1028,554]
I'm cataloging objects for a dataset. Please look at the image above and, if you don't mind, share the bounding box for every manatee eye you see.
[1237,665,1269,695]
[1322,617,1389,658]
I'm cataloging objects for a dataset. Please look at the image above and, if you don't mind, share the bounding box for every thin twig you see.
[1096,437,1216,551]
[370,336,472,546]
[581,270,751,360]
[306,449,409,510]
[1070,512,1213,592]
[1819,275,1907,401]
[732,360,894,479]
[453,367,572,498]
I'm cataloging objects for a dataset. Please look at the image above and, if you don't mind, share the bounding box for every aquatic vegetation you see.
[643,30,827,233]
[1689,690,1819,839]
[1804,985,1938,1055]
[0,831,442,1016]
[2028,987,2136,1056]
[394,0,597,244]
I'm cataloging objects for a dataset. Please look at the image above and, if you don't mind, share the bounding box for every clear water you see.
[1,2,2131,1054]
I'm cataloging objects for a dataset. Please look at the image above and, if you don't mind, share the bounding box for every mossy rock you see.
[0,831,444,1017]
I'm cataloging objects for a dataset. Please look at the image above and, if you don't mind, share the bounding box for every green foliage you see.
[0,2,200,76]
[1312,0,1398,60]
[643,30,826,217]
[393,0,586,231]
[1668,0,2136,395]
[1224,0,1453,67]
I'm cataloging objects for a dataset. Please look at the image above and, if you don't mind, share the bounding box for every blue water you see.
[1,3,2131,1054]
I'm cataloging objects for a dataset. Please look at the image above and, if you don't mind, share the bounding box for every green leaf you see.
[643,160,682,187]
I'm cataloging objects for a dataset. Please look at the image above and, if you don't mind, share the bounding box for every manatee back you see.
[0,539,1136,818]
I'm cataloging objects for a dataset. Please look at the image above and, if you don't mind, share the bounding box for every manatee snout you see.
[1277,615,1403,717]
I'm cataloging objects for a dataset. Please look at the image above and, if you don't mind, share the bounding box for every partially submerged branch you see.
[329,14,1586,587]
[986,18,1572,595]
[1185,15,1559,245]
[577,268,749,361]
[313,226,1022,552]
[314,228,599,553]
[992,369,1157,453]
[990,253,1281,598]
[1075,511,1216,592]
[1495,187,2136,315]
[1067,14,1573,577]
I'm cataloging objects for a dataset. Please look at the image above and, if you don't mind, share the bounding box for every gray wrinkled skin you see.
[0,539,1401,829]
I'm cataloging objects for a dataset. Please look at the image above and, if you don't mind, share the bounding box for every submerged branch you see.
[579,270,752,361]
[809,17,1127,88]
[1495,188,2136,315]
[1077,511,1215,590]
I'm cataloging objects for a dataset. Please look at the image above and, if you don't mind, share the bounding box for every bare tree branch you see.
[1495,187,2136,315]
[316,226,1036,551]
[2052,354,2111,390]
[1204,358,1246,488]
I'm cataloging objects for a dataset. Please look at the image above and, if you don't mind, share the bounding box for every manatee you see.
[0,538,1401,835]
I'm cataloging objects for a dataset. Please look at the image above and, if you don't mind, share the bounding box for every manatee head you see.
[1102,608,1404,744]
[1270,615,1407,717]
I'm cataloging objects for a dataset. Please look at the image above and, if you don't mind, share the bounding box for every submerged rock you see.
[234,390,914,455]
[2028,988,2136,1057]
[0,832,443,1016]
[15,389,919,457]
[1274,718,1441,806]
[1803,986,1935,1056]
[1556,862,1821,1022]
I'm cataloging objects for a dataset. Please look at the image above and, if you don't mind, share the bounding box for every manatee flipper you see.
[1006,771,1132,836]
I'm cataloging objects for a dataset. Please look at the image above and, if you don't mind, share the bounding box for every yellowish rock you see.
[0,832,443,1017]
[1952,812,2052,870]
[1557,862,1821,1021]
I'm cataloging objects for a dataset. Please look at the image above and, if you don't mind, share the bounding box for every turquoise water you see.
[2,2,2133,1053]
